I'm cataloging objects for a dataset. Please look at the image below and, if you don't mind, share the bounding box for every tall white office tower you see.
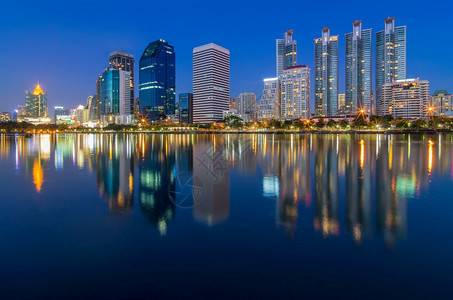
[276,30,297,77]
[345,21,372,114]
[315,27,339,117]
[376,17,407,116]
[280,66,310,119]
[382,78,429,119]
[193,43,230,123]
[258,78,280,120]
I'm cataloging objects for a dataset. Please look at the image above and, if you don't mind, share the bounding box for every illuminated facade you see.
[280,65,310,119]
[109,51,135,114]
[193,43,230,123]
[338,93,346,110]
[430,90,452,116]
[315,28,339,117]
[376,17,407,116]
[178,93,193,124]
[258,78,280,120]
[345,21,372,113]
[276,30,297,77]
[382,78,429,119]
[237,92,257,122]
[99,68,133,124]
[139,40,175,119]
[25,83,47,118]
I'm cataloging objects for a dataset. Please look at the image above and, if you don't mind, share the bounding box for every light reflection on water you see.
[1,133,450,243]
[0,133,452,297]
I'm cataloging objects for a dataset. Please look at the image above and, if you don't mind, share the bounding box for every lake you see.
[0,133,452,298]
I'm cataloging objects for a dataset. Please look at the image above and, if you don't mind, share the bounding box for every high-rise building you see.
[315,28,339,117]
[86,95,97,121]
[109,51,135,114]
[280,65,310,119]
[276,30,297,77]
[229,97,236,110]
[382,78,429,119]
[346,21,372,113]
[100,68,133,124]
[15,105,26,122]
[179,93,193,124]
[376,17,407,116]
[258,78,280,120]
[430,90,452,116]
[94,74,102,121]
[139,39,175,119]
[193,43,230,124]
[25,83,47,118]
[338,94,346,111]
[237,93,257,122]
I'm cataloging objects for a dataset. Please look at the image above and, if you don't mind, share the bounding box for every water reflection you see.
[1,133,452,247]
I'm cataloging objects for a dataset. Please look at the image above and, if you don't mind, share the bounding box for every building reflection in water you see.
[138,134,176,235]
[193,135,230,226]
[1,133,450,246]
[95,134,135,211]
[313,134,340,238]
[345,137,373,244]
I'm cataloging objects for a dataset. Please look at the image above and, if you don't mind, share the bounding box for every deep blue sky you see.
[1,0,452,113]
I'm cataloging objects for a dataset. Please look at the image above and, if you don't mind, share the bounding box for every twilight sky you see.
[0,0,452,113]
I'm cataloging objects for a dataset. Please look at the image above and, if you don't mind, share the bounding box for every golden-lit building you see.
[25,82,47,118]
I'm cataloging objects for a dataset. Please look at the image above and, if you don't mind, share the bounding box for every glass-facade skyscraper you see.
[345,21,372,114]
[276,30,297,77]
[25,83,47,118]
[178,93,193,124]
[99,69,131,121]
[315,28,339,117]
[139,39,175,119]
[109,51,135,115]
[376,17,407,116]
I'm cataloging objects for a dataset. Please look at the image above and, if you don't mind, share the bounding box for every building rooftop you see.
[193,43,229,55]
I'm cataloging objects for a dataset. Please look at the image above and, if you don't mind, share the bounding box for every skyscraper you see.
[258,78,280,120]
[109,51,135,114]
[179,93,193,124]
[139,39,175,119]
[430,90,452,115]
[237,92,257,122]
[193,43,230,124]
[345,21,372,113]
[276,30,297,77]
[99,68,132,124]
[25,83,47,118]
[315,28,339,117]
[382,78,429,119]
[280,65,310,119]
[376,17,407,116]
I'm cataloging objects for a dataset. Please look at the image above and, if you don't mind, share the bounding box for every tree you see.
[339,119,349,129]
[268,119,282,129]
[223,115,243,129]
[327,119,337,128]
[316,118,326,129]
[411,119,426,129]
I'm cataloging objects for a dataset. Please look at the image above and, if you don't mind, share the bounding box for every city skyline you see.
[0,1,452,114]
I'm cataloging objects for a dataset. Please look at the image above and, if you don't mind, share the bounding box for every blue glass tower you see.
[178,93,193,124]
[139,39,175,120]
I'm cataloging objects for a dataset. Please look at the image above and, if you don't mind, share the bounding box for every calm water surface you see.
[0,133,452,298]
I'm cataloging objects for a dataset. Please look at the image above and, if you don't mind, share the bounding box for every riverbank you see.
[2,128,451,135]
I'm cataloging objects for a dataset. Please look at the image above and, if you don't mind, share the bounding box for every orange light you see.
[32,82,44,95]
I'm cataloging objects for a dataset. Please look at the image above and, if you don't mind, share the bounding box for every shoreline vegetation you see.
[1,115,453,135]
